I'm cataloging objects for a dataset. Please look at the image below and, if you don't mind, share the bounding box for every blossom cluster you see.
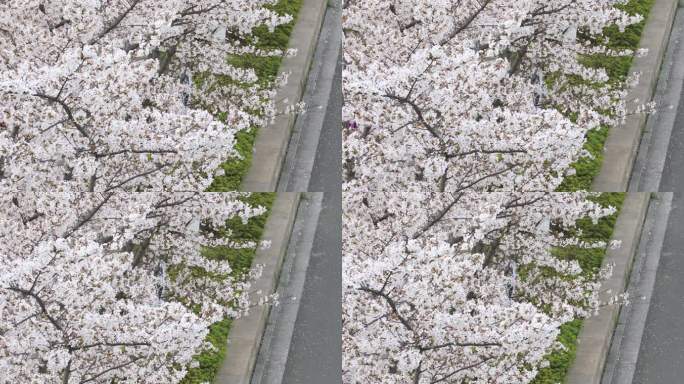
[0,0,292,192]
[343,192,616,383]
[0,192,269,383]
[343,0,641,192]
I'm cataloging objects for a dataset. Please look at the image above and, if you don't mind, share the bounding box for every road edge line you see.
[250,193,324,384]
[601,193,673,384]
[277,0,342,192]
[215,193,301,384]
[241,0,329,191]
[566,193,650,384]
[592,0,678,191]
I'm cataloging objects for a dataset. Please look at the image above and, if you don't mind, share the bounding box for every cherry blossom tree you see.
[0,192,270,383]
[343,192,617,383]
[342,0,642,192]
[0,0,293,192]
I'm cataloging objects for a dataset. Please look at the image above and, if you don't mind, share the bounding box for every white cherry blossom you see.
[0,192,269,383]
[0,0,293,191]
[343,192,616,383]
[343,0,641,192]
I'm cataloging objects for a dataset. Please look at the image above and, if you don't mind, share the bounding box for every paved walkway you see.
[251,192,341,384]
[282,191,341,383]
[277,0,342,192]
[308,53,342,192]
[630,5,684,192]
[631,193,684,383]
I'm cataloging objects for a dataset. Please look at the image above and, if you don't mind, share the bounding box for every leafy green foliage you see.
[207,128,258,192]
[531,320,583,384]
[531,193,625,383]
[558,0,654,192]
[228,0,302,83]
[180,193,276,384]
[208,0,303,191]
[557,126,609,192]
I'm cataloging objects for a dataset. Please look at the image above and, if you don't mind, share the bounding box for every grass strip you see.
[531,193,626,383]
[180,193,276,384]
[207,0,303,191]
[557,0,655,191]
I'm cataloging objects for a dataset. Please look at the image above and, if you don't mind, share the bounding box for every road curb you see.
[602,193,673,384]
[277,0,342,192]
[628,11,684,191]
[250,193,324,384]
[566,193,650,384]
[241,0,329,192]
[592,0,678,191]
[215,193,301,384]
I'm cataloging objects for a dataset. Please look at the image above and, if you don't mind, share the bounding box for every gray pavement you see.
[277,0,342,193]
[602,193,672,384]
[216,194,301,384]
[630,5,684,192]
[595,0,678,191]
[630,193,684,383]
[251,192,341,384]
[602,193,684,384]
[242,0,328,191]
[657,77,684,192]
[308,54,342,192]
[283,191,341,384]
[567,194,650,384]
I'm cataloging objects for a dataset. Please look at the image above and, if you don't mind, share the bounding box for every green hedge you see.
[208,0,303,192]
[557,0,655,192]
[531,193,625,383]
[180,193,276,384]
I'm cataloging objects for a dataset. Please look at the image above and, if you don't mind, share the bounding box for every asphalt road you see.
[251,192,341,384]
[282,191,341,384]
[631,193,684,383]
[658,81,684,192]
[277,0,342,193]
[308,54,342,192]
[630,7,684,192]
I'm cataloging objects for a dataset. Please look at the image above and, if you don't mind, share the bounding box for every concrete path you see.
[566,193,650,384]
[307,53,342,193]
[630,5,684,192]
[602,193,673,384]
[242,0,328,191]
[251,192,342,384]
[277,0,342,192]
[630,193,684,383]
[282,191,341,383]
[215,194,301,384]
[601,193,684,384]
[594,0,678,191]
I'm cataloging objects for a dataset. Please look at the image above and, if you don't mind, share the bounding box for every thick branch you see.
[359,286,415,333]
[411,193,463,240]
[6,286,65,334]
[439,0,493,45]
[33,93,91,140]
[89,0,142,44]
